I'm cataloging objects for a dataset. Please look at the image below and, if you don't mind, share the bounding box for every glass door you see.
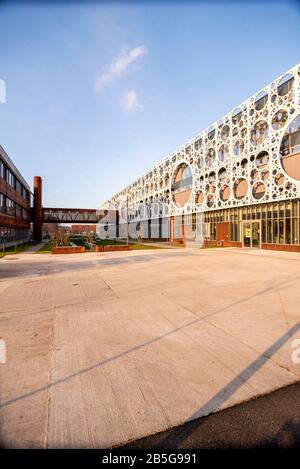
[242,221,261,248]
[243,222,251,247]
[251,221,260,248]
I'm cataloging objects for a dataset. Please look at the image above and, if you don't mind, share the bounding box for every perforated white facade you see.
[103,64,300,223]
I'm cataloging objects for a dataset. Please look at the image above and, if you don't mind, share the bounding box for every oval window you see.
[255,151,269,168]
[232,108,242,125]
[250,121,268,146]
[220,185,230,201]
[280,114,300,180]
[277,73,294,96]
[221,125,230,140]
[272,110,288,130]
[254,91,268,111]
[252,182,266,200]
[218,144,229,162]
[171,163,193,207]
[206,148,216,167]
[233,178,248,200]
[233,139,244,156]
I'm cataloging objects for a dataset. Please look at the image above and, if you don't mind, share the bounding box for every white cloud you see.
[120,90,142,112]
[94,46,148,92]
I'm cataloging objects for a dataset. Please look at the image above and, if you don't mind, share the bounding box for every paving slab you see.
[0,247,300,448]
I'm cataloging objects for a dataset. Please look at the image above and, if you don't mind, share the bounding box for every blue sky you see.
[0,1,299,208]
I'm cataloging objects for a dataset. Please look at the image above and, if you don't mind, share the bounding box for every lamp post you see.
[126,195,129,247]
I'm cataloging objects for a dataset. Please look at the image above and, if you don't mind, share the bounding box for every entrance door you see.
[242,221,261,248]
[216,222,230,245]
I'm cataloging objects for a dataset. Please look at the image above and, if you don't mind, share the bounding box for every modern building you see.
[69,224,97,235]
[102,63,300,251]
[0,145,31,247]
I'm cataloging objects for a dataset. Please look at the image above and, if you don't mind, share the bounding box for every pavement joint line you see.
[117,381,300,449]
[98,276,121,300]
[45,308,55,449]
[2,248,300,447]
[165,324,300,448]
[0,316,203,409]
[163,291,300,380]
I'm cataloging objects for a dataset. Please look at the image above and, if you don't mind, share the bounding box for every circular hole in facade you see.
[207,194,214,208]
[194,138,202,151]
[272,109,288,130]
[221,125,230,140]
[195,190,204,205]
[218,167,227,180]
[208,171,216,183]
[280,114,300,180]
[254,90,268,111]
[277,73,294,97]
[206,148,216,167]
[208,126,215,140]
[255,150,269,168]
[261,169,269,181]
[218,144,229,162]
[251,169,259,180]
[250,120,269,146]
[220,185,230,201]
[233,178,248,199]
[241,128,247,139]
[232,108,242,125]
[233,139,244,156]
[171,163,193,208]
[241,158,248,169]
[275,173,285,186]
[197,156,204,169]
[252,182,266,200]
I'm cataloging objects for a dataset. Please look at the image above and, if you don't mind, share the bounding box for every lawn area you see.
[130,243,161,250]
[70,237,91,250]
[96,239,161,250]
[95,239,127,246]
[34,238,163,254]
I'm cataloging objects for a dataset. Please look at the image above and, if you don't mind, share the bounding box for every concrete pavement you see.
[0,247,300,448]
[123,381,300,448]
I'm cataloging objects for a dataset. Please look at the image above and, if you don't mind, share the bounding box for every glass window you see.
[218,144,229,162]
[250,121,269,146]
[277,73,294,96]
[232,108,242,125]
[292,218,299,244]
[279,219,284,244]
[233,139,244,156]
[0,193,4,213]
[273,220,279,244]
[272,110,288,130]
[285,218,291,244]
[208,127,215,140]
[262,220,266,243]
[280,114,300,180]
[255,91,268,111]
[0,160,4,179]
[267,220,272,243]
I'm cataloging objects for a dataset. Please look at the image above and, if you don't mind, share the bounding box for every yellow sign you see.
[245,228,251,238]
